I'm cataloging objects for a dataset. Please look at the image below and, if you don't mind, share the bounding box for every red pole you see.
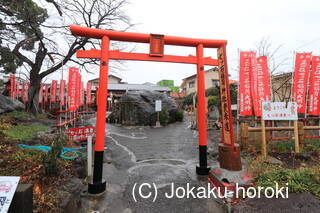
[89,36,109,194]
[196,44,209,175]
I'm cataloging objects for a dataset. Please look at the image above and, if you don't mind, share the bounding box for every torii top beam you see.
[70,25,227,48]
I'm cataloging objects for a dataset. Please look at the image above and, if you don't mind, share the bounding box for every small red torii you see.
[70,25,240,194]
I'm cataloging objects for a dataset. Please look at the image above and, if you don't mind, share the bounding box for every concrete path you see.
[79,117,224,213]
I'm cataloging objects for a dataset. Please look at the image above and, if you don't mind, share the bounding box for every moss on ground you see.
[2,125,49,141]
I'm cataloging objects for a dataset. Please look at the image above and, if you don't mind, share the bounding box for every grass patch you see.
[3,125,49,141]
[11,148,45,162]
[0,111,33,119]
[248,156,320,198]
[269,140,295,152]
[304,139,320,153]
[255,166,320,198]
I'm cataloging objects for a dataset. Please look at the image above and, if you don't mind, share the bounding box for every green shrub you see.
[255,167,320,198]
[159,107,169,126]
[43,134,65,176]
[175,110,184,122]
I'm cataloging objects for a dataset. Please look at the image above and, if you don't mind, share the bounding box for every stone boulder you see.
[108,90,178,126]
[0,94,25,114]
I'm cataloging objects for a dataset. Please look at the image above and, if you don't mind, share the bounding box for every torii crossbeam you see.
[70,25,240,194]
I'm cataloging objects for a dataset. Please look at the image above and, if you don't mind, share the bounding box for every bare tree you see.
[255,36,291,102]
[1,0,133,113]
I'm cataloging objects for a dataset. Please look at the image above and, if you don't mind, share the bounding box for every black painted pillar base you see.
[196,145,210,175]
[89,151,106,194]
[88,179,106,194]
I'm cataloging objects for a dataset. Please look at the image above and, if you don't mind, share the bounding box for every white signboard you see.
[262,102,298,120]
[0,176,20,213]
[155,100,162,112]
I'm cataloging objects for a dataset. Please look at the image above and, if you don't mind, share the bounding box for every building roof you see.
[93,83,171,92]
[88,74,122,82]
[182,67,218,81]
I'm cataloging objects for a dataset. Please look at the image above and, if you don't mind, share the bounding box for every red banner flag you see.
[26,83,29,102]
[21,83,25,103]
[68,67,79,111]
[308,56,320,115]
[10,74,15,98]
[51,80,57,103]
[60,80,66,106]
[239,51,253,115]
[39,83,43,104]
[15,82,19,99]
[44,84,49,103]
[80,82,84,106]
[254,56,272,116]
[86,82,92,104]
[16,83,20,99]
[292,52,312,113]
[75,72,81,109]
[250,52,260,116]
[23,83,29,103]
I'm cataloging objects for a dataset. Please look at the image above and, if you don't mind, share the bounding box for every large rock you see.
[108,90,178,126]
[0,94,24,114]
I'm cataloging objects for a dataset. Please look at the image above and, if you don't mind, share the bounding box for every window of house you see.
[212,79,219,87]
[189,81,195,88]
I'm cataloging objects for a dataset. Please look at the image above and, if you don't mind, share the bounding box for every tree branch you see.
[12,37,37,67]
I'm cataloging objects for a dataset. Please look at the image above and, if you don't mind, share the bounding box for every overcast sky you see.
[10,0,320,86]
[105,0,320,86]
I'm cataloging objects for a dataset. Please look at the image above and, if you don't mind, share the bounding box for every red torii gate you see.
[70,25,240,194]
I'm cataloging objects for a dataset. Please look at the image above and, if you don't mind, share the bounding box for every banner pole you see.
[261,118,267,157]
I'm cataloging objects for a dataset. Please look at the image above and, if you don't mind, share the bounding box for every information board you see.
[262,102,298,120]
[155,100,162,112]
[0,176,20,213]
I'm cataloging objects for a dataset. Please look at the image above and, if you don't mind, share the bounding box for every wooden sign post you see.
[262,102,298,157]
[294,120,300,153]
[261,118,267,157]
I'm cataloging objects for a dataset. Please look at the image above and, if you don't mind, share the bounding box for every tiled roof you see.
[93,83,171,92]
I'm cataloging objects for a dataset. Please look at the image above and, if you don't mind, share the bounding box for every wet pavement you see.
[79,117,225,213]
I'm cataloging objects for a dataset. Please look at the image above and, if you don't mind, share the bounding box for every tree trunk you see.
[26,69,42,114]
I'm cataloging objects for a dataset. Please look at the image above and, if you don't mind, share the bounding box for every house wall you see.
[181,68,220,95]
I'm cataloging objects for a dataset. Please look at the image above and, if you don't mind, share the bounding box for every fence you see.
[240,121,320,156]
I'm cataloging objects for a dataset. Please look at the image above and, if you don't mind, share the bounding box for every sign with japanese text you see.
[292,52,312,113]
[68,67,79,111]
[0,176,20,213]
[150,34,164,57]
[218,47,234,145]
[44,84,49,103]
[51,80,57,103]
[80,82,84,106]
[75,72,81,109]
[38,83,43,104]
[60,80,66,106]
[254,56,271,116]
[262,102,298,120]
[9,74,15,98]
[250,52,259,115]
[239,51,253,115]
[308,56,320,115]
[155,100,162,112]
[22,83,29,104]
[86,82,92,104]
[66,126,95,142]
